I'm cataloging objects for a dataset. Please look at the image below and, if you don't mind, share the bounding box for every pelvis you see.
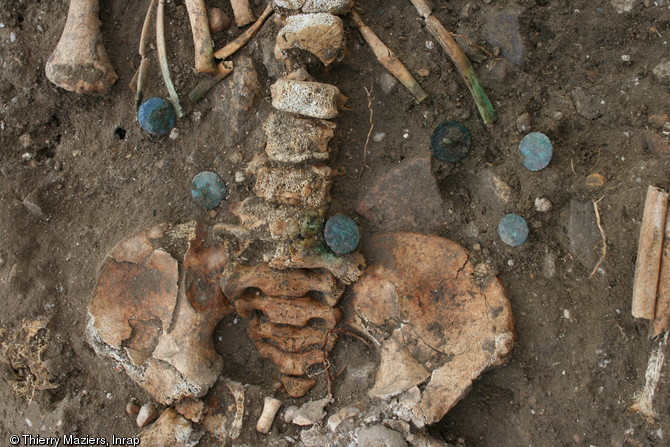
[88,221,513,430]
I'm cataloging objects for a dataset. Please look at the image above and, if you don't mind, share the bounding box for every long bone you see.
[185,0,217,73]
[45,0,117,94]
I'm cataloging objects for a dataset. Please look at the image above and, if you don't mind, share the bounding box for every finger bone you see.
[256,396,283,434]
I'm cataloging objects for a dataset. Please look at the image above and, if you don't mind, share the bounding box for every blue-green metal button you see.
[498,213,529,247]
[519,132,552,171]
[138,97,176,135]
[431,121,471,163]
[324,214,360,255]
[191,171,227,209]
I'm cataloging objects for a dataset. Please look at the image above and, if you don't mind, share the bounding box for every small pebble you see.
[519,132,552,171]
[324,214,360,255]
[534,197,553,213]
[516,113,532,133]
[498,213,529,247]
[169,128,179,140]
[235,171,245,183]
[126,402,140,416]
[191,171,228,209]
[136,403,158,428]
[425,40,435,50]
[209,210,218,218]
[18,133,31,148]
[431,121,471,163]
[507,259,515,267]
[372,132,386,142]
[137,97,176,135]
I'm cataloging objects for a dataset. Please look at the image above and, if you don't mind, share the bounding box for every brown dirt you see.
[1,0,670,446]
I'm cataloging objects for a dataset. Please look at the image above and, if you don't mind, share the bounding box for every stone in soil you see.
[139,409,201,447]
[212,55,262,146]
[571,87,601,120]
[483,11,525,66]
[562,199,601,272]
[136,403,158,428]
[355,156,445,232]
[190,171,228,209]
[653,60,670,83]
[357,425,408,447]
[644,130,670,156]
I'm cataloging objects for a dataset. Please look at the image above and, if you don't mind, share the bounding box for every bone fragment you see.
[222,263,344,305]
[215,3,274,60]
[407,0,496,124]
[351,11,427,103]
[631,335,667,421]
[276,13,345,65]
[253,165,333,208]
[271,78,342,119]
[190,61,234,102]
[230,0,256,27]
[225,380,246,440]
[139,409,200,447]
[632,186,669,320]
[157,0,184,117]
[302,0,354,14]
[45,0,117,94]
[235,294,341,327]
[652,210,670,336]
[227,197,326,242]
[136,403,158,428]
[273,0,306,10]
[256,396,283,434]
[255,342,325,375]
[264,112,336,163]
[134,0,157,108]
[270,241,366,285]
[280,375,317,397]
[185,0,217,73]
[248,318,335,352]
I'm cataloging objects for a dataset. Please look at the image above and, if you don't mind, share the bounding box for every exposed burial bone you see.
[263,112,336,163]
[256,396,283,434]
[271,77,342,119]
[632,186,669,320]
[255,341,326,375]
[351,232,514,426]
[235,294,341,327]
[273,0,354,14]
[253,165,333,208]
[281,375,317,397]
[230,0,256,27]
[185,0,217,73]
[87,223,235,404]
[45,0,117,94]
[222,262,344,306]
[248,318,335,352]
[275,13,345,65]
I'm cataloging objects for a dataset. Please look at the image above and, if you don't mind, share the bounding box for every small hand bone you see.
[45,0,117,94]
[185,0,217,73]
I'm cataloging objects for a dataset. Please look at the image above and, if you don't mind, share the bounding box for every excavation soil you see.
[1,0,670,446]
